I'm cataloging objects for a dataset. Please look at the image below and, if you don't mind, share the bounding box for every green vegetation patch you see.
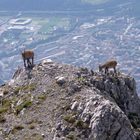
[63,114,76,124]
[14,84,36,94]
[66,131,77,140]
[74,119,89,129]
[28,124,35,129]
[24,133,44,140]
[76,77,86,82]
[3,89,9,95]
[0,107,8,114]
[11,125,24,134]
[0,115,6,123]
[2,99,11,107]
[15,100,32,114]
[26,118,42,130]
[37,17,71,34]
[0,99,12,114]
[38,94,47,101]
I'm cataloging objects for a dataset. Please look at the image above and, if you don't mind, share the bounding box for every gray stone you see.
[1,60,140,140]
[55,76,66,85]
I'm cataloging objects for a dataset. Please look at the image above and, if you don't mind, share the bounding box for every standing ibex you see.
[21,50,34,68]
[99,60,117,74]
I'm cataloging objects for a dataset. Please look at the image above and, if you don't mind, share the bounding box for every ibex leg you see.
[105,68,108,74]
[27,59,31,67]
[32,57,34,65]
[114,67,116,73]
[24,59,26,67]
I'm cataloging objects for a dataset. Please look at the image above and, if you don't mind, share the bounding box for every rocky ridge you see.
[0,59,140,140]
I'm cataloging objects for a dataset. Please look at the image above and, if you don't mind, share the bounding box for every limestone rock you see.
[41,59,53,66]
[55,76,66,85]
[0,60,140,140]
[54,89,137,140]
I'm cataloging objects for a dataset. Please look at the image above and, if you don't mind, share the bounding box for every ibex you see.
[99,60,117,74]
[21,50,34,68]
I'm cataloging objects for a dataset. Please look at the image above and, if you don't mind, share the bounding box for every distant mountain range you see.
[0,0,139,18]
[0,0,96,11]
[0,0,131,11]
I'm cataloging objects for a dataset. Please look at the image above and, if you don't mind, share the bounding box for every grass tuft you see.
[15,100,32,114]
[63,114,76,124]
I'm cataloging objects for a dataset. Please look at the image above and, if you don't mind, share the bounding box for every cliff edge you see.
[0,60,140,140]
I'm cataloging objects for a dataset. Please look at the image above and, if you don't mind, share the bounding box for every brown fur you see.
[22,50,34,68]
[99,60,117,74]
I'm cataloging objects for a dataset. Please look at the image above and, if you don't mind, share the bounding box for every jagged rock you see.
[41,59,53,66]
[67,82,81,96]
[55,76,66,85]
[71,101,79,110]
[76,71,81,78]
[55,89,137,140]
[0,60,140,140]
[41,133,45,138]
[0,89,4,97]
[56,122,62,131]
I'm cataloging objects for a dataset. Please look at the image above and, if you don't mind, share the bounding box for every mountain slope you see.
[0,60,140,139]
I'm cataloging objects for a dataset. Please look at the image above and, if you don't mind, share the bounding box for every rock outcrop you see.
[0,60,140,140]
